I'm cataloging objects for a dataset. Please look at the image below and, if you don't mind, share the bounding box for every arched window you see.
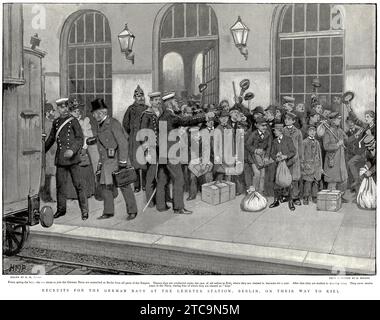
[192,52,203,95]
[163,52,185,94]
[278,4,344,107]
[63,10,112,115]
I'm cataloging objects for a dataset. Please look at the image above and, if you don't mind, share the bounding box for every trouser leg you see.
[156,165,169,210]
[102,185,115,215]
[56,166,69,213]
[69,164,89,214]
[141,168,147,190]
[251,164,260,190]
[189,172,198,198]
[244,163,253,188]
[166,163,185,210]
[120,185,138,214]
[182,165,190,192]
[290,180,300,200]
[348,155,363,183]
[311,180,319,198]
[145,164,157,203]
[134,169,141,190]
[258,167,265,193]
[303,180,311,198]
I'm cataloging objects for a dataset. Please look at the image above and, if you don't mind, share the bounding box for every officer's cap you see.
[162,92,176,102]
[56,98,69,106]
[148,92,162,99]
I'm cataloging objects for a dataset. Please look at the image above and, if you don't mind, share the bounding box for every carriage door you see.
[202,45,219,105]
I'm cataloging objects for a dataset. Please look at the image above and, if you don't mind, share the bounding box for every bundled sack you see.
[275,160,292,188]
[357,177,376,209]
[240,187,267,212]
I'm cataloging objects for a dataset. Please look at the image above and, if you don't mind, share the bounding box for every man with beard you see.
[122,85,148,193]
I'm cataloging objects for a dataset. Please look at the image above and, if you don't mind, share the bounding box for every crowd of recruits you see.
[46,85,376,220]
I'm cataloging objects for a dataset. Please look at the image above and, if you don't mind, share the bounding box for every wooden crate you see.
[201,182,230,205]
[317,190,342,212]
[223,181,236,200]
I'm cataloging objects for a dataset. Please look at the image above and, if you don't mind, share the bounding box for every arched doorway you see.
[271,4,345,109]
[60,10,112,116]
[153,3,219,104]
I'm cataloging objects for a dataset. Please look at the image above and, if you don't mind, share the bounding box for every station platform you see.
[26,190,376,275]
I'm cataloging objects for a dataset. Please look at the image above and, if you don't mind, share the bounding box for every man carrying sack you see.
[91,98,138,221]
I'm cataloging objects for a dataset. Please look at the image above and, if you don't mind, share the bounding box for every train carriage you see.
[2,4,54,256]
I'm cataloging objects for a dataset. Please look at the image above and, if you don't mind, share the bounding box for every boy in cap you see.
[122,85,148,193]
[323,112,348,201]
[45,98,89,220]
[92,98,138,220]
[301,125,323,204]
[283,111,304,207]
[282,96,295,112]
[269,123,297,211]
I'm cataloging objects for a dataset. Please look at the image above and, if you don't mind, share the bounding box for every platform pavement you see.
[30,189,376,274]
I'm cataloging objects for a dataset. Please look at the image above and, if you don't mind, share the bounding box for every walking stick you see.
[142,160,159,213]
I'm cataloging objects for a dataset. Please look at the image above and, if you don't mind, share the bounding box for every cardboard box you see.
[317,189,342,212]
[201,182,231,205]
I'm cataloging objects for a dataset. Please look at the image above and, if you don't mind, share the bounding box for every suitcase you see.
[112,166,137,187]
[317,189,342,212]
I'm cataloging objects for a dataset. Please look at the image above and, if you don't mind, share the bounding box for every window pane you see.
[105,95,112,109]
[319,37,330,56]
[331,37,343,55]
[319,4,331,31]
[77,16,84,43]
[280,77,292,93]
[281,40,292,57]
[105,18,111,42]
[69,65,76,79]
[77,80,85,93]
[95,48,104,62]
[211,11,218,35]
[105,47,112,62]
[186,4,197,37]
[306,38,317,56]
[294,4,305,32]
[95,14,104,42]
[85,13,94,43]
[319,76,330,93]
[174,4,184,38]
[331,57,343,74]
[96,80,104,93]
[69,27,75,44]
[306,58,317,74]
[318,57,330,74]
[69,48,76,64]
[95,64,104,78]
[293,76,304,93]
[69,80,76,93]
[199,4,209,36]
[293,58,304,74]
[77,48,84,63]
[293,94,305,105]
[105,80,112,93]
[282,6,292,33]
[85,64,94,79]
[85,48,94,63]
[86,80,94,93]
[281,58,292,75]
[77,64,84,79]
[306,4,318,31]
[294,39,304,56]
[162,9,173,38]
[305,76,314,93]
[331,76,343,93]
[105,64,112,78]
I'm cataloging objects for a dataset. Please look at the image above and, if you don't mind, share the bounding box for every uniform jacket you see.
[245,128,272,165]
[301,137,323,182]
[158,108,206,163]
[122,102,148,168]
[282,125,303,180]
[139,107,160,164]
[45,115,83,167]
[270,134,296,174]
[323,126,348,183]
[97,116,129,185]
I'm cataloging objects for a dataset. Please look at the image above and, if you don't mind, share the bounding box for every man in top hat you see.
[282,111,304,209]
[269,123,297,211]
[122,85,148,193]
[92,98,138,220]
[322,112,348,199]
[156,92,215,214]
[45,98,89,220]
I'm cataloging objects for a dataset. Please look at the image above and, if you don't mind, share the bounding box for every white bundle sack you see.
[240,187,267,212]
[357,177,376,209]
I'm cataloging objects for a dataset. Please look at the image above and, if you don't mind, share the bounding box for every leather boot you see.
[288,200,295,211]
[269,198,280,208]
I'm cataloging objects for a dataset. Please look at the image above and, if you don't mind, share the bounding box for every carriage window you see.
[278,4,344,107]
[163,52,185,94]
[67,11,112,115]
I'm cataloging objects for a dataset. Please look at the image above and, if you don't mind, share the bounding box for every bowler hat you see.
[91,98,108,112]
[253,106,265,115]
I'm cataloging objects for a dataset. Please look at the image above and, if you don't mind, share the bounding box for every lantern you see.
[30,33,41,50]
[230,16,249,60]
[117,24,135,64]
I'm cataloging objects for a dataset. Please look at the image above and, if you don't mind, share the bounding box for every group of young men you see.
[45,84,376,220]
